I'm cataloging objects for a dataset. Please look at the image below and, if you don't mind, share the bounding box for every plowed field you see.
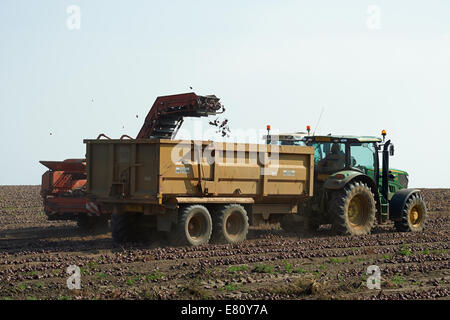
[0,186,448,300]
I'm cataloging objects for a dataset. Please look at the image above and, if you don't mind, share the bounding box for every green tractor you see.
[269,130,428,235]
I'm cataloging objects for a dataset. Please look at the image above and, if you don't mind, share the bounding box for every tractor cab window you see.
[350,143,376,172]
[312,142,346,173]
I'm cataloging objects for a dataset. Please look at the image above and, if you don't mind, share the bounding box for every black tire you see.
[280,215,298,233]
[170,205,212,246]
[394,194,427,232]
[77,215,109,232]
[93,216,110,233]
[211,204,249,244]
[280,215,319,234]
[303,216,320,234]
[330,181,376,236]
[77,215,93,229]
[110,212,140,243]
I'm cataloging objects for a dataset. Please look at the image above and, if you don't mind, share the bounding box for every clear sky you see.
[1,0,449,187]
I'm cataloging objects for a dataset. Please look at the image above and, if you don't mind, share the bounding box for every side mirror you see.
[389,144,394,156]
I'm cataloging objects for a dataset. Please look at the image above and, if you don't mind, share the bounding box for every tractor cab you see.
[300,132,426,233]
[303,135,381,174]
[302,134,408,201]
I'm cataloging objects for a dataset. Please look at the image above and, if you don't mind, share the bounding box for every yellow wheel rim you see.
[409,205,423,227]
[348,195,369,228]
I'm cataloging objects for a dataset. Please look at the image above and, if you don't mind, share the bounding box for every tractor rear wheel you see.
[170,205,212,246]
[394,194,427,232]
[211,204,249,244]
[330,182,376,235]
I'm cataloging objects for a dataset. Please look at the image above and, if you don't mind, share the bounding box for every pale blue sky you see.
[1,1,449,187]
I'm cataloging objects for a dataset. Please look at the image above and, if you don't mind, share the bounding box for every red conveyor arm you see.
[136,92,223,139]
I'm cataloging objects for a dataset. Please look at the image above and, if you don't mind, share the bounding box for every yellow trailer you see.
[84,138,314,245]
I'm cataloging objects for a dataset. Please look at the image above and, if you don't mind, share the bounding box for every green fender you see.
[389,188,421,220]
[323,170,381,217]
[323,170,367,190]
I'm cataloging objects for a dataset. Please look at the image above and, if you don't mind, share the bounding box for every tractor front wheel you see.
[330,182,376,236]
[394,194,427,232]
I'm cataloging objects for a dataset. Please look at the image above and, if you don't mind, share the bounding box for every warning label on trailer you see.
[176,167,191,174]
[283,170,295,176]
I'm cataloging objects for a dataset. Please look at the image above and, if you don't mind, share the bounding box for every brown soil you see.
[0,185,448,300]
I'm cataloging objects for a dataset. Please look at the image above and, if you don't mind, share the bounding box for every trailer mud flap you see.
[157,211,177,232]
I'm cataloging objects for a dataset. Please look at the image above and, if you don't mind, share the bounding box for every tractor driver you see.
[317,143,345,172]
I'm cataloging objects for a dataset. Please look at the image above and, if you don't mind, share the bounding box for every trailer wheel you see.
[77,215,109,233]
[280,215,298,233]
[302,216,320,234]
[280,215,319,234]
[211,204,249,244]
[111,213,139,243]
[330,181,376,236]
[77,215,93,229]
[170,205,212,246]
[394,194,427,232]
